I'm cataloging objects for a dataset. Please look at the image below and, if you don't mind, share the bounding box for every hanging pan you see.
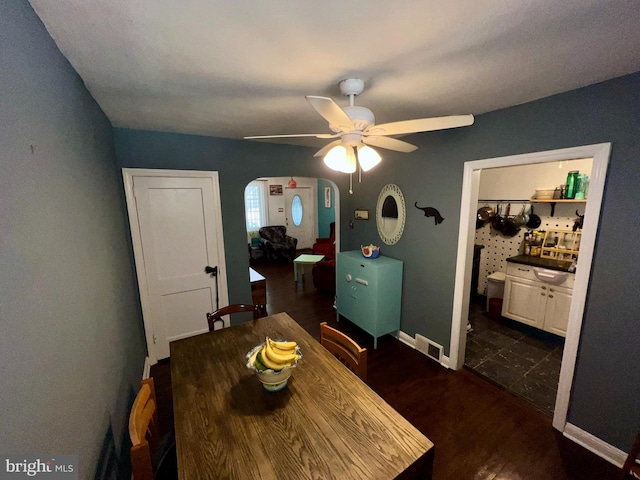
[491,203,506,231]
[513,204,527,227]
[501,203,521,237]
[476,204,494,229]
[526,205,541,229]
[477,204,495,222]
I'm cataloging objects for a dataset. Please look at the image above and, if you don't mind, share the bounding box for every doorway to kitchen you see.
[465,159,592,415]
[450,143,610,432]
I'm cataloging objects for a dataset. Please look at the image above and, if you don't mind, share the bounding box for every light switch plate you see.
[354,209,369,220]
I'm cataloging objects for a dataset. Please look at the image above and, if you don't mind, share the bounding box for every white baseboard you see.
[398,330,416,348]
[142,356,152,380]
[398,331,451,369]
[563,422,626,468]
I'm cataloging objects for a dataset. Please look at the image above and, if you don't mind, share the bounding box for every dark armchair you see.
[312,256,336,293]
[258,226,298,262]
[312,222,335,258]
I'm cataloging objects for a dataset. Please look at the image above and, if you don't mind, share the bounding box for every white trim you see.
[563,423,626,468]
[142,357,152,380]
[122,168,229,365]
[450,143,611,433]
[398,330,416,348]
[398,331,452,368]
[440,355,451,369]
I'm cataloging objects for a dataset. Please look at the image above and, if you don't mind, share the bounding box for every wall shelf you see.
[478,198,587,216]
[530,199,586,216]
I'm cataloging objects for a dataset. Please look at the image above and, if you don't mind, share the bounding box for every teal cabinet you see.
[336,251,403,348]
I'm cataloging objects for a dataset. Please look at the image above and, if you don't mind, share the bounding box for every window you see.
[245,180,267,230]
[291,195,303,226]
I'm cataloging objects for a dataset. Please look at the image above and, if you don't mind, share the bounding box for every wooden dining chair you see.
[320,322,367,382]
[621,428,640,479]
[129,378,177,480]
[206,303,267,331]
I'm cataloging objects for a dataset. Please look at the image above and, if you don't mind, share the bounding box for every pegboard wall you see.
[474,201,581,296]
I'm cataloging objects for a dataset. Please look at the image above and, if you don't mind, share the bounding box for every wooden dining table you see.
[170,312,434,479]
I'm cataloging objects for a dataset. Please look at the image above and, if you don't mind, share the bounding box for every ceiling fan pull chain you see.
[349,173,353,194]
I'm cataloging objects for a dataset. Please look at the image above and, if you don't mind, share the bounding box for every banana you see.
[267,336,298,355]
[253,350,268,371]
[269,338,297,352]
[264,337,298,365]
[267,340,297,357]
[259,345,286,371]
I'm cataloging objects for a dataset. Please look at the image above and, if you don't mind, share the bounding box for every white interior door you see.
[123,169,228,362]
[285,187,315,249]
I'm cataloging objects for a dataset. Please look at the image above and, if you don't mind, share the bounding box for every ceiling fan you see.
[245,78,474,174]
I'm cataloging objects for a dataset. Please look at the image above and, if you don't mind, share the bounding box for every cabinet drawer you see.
[506,263,538,281]
[506,262,575,288]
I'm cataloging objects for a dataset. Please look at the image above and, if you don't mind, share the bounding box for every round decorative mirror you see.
[376,184,406,245]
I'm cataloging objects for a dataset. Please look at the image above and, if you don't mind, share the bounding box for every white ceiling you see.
[29,0,640,148]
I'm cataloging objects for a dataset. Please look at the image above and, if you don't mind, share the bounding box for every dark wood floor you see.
[151,258,620,480]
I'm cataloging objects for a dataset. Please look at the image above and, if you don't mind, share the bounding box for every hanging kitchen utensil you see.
[526,205,541,228]
[491,203,505,231]
[477,204,495,222]
[572,210,585,231]
[513,204,526,227]
[502,203,521,237]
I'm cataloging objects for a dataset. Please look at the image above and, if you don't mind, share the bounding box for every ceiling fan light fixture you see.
[323,145,356,173]
[357,145,381,171]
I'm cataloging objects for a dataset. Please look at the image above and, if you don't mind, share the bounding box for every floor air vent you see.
[415,334,444,363]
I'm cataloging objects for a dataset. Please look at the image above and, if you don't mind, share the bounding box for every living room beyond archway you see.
[244,176,338,263]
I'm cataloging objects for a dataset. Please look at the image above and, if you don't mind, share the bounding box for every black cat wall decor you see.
[414,203,444,225]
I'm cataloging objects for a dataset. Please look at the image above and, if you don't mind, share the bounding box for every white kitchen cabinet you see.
[502,263,573,337]
[543,285,573,336]
[502,276,546,329]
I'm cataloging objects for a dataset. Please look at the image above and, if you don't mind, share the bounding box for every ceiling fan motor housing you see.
[339,78,365,96]
[329,106,375,133]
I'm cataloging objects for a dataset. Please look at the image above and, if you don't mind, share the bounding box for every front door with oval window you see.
[285,187,314,249]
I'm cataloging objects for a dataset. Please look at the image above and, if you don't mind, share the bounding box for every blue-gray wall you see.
[0,1,146,477]
[115,74,639,453]
[317,178,336,237]
[344,73,640,452]
[114,130,349,308]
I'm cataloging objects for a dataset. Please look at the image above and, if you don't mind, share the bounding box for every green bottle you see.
[565,171,579,199]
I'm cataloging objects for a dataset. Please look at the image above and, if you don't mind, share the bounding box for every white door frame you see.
[450,143,611,431]
[122,168,229,364]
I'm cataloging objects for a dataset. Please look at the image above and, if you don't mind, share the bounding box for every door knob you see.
[205,265,218,276]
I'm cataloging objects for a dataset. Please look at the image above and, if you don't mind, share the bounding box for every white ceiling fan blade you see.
[366,114,474,136]
[306,96,355,132]
[313,140,342,158]
[362,136,418,153]
[244,133,338,139]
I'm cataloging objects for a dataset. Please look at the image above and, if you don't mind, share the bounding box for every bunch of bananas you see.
[254,337,299,371]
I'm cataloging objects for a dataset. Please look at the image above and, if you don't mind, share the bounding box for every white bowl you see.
[535,188,555,200]
[246,342,302,392]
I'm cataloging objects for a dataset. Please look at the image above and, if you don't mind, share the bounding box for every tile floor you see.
[465,302,564,415]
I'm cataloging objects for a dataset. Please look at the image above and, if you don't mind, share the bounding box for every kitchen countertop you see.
[507,255,573,272]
